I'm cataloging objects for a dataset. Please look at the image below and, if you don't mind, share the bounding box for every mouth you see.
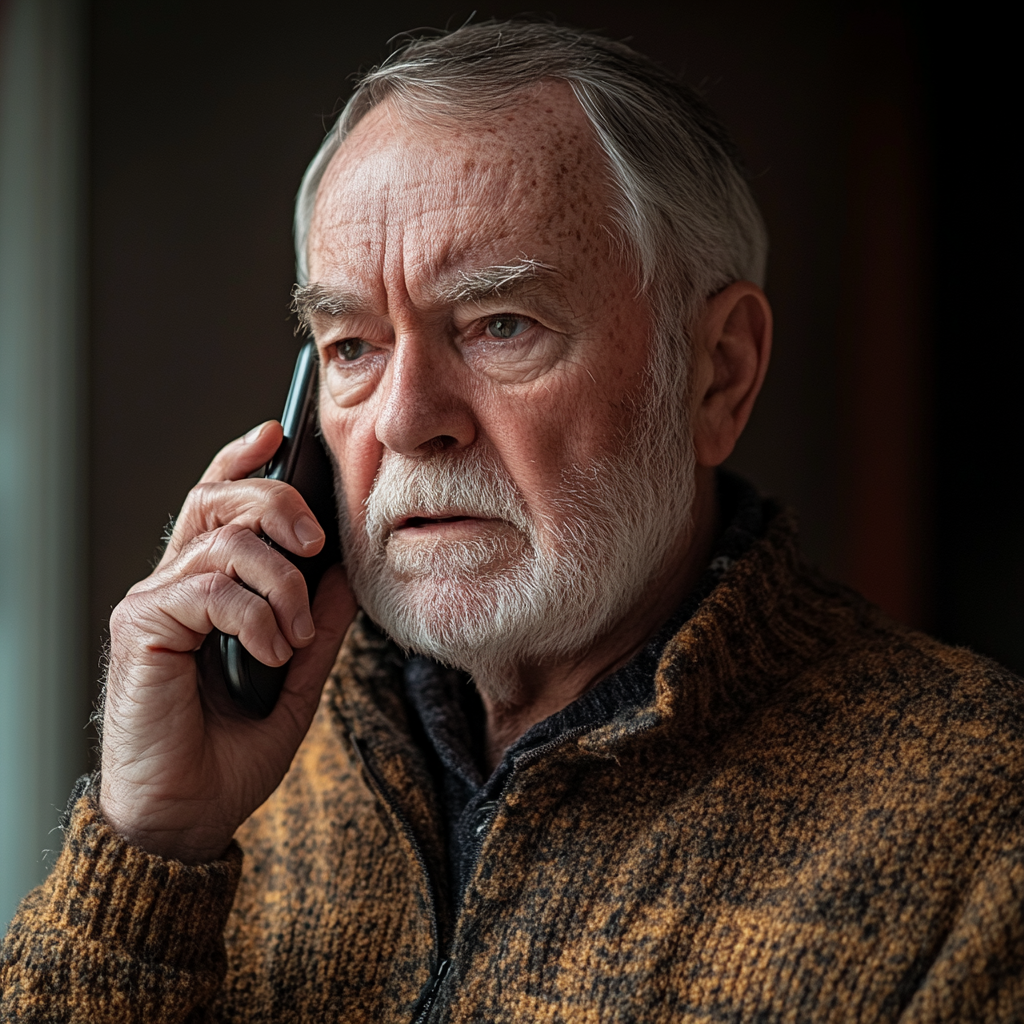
[388,512,516,540]
[394,514,481,531]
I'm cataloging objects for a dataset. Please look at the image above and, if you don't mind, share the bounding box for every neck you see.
[478,465,719,771]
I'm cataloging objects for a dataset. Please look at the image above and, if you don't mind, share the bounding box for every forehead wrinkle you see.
[310,90,616,330]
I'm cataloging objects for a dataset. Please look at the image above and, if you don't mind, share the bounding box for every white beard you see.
[339,350,695,704]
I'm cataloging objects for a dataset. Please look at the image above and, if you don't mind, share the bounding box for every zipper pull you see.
[411,958,451,1024]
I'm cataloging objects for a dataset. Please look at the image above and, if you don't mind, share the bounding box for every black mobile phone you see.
[198,341,342,719]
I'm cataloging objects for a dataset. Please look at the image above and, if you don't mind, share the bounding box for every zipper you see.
[353,725,590,1021]
[447,723,595,907]
[460,726,593,875]
[410,958,451,1024]
[350,735,450,1023]
[511,725,591,774]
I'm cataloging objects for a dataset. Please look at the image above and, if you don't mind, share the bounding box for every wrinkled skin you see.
[99,82,771,862]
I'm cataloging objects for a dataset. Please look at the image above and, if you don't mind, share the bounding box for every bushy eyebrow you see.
[290,283,365,332]
[439,258,560,304]
[290,258,563,332]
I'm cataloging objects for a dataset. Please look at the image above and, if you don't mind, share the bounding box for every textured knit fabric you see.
[406,470,765,903]
[2,500,1023,1023]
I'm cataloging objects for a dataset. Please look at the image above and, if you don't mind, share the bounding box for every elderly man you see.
[2,19,1022,1024]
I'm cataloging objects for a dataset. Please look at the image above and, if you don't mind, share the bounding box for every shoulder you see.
[670,499,1024,811]
[762,569,1024,833]
[733,500,1022,750]
[786,561,1024,752]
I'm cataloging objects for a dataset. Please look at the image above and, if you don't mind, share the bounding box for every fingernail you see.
[294,515,322,546]
[273,635,293,661]
[292,610,315,641]
[244,423,265,443]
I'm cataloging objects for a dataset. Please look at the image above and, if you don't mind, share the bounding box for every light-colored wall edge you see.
[0,0,88,931]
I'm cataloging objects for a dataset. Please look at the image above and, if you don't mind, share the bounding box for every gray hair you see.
[293,19,767,347]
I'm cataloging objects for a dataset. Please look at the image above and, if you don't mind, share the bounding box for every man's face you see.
[303,83,693,688]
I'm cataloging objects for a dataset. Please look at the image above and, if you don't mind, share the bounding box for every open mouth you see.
[394,514,479,530]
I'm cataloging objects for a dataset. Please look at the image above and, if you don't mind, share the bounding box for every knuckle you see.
[240,596,273,634]
[125,574,157,596]
[240,480,284,519]
[178,482,209,523]
[217,520,250,543]
[281,561,307,595]
[182,481,263,536]
[175,530,213,566]
[200,570,236,604]
[107,594,163,668]
[109,592,157,635]
[265,479,295,499]
[187,521,249,566]
[191,481,226,528]
[268,480,306,512]
[108,598,134,636]
[191,479,219,505]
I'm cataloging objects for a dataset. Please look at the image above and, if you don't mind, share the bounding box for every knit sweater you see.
[2,501,1022,1022]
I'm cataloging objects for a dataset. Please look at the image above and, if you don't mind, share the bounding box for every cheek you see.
[478,370,637,509]
[319,403,382,524]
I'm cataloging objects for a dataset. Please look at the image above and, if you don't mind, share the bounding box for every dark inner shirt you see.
[403,470,764,905]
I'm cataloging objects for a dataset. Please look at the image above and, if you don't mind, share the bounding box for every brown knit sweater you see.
[2,504,1022,1022]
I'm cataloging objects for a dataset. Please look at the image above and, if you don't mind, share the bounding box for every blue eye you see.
[336,338,370,361]
[485,316,530,340]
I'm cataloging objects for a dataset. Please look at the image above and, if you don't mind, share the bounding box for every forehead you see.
[307,82,616,290]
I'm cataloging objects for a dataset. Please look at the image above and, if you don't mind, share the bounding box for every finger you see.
[159,478,325,568]
[112,571,292,671]
[156,571,293,667]
[275,564,357,725]
[199,420,284,485]
[153,524,316,648]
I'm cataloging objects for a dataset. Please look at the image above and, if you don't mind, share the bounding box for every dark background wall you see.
[86,0,1021,722]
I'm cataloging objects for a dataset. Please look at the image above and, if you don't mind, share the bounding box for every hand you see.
[99,421,356,864]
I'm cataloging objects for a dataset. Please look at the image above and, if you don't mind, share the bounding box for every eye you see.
[335,338,371,362]
[484,315,531,340]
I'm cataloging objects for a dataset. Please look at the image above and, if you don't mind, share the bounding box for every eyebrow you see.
[291,258,562,332]
[438,258,560,304]
[290,283,365,330]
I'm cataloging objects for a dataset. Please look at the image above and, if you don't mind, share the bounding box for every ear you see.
[688,281,773,467]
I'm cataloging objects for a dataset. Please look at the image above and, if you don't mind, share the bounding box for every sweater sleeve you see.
[0,793,242,1024]
[899,816,1024,1023]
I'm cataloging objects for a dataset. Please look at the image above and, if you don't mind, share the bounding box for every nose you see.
[374,330,478,456]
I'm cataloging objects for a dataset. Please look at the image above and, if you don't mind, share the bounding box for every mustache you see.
[363,447,534,546]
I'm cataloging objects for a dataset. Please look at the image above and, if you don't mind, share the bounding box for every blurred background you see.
[1,0,1018,927]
